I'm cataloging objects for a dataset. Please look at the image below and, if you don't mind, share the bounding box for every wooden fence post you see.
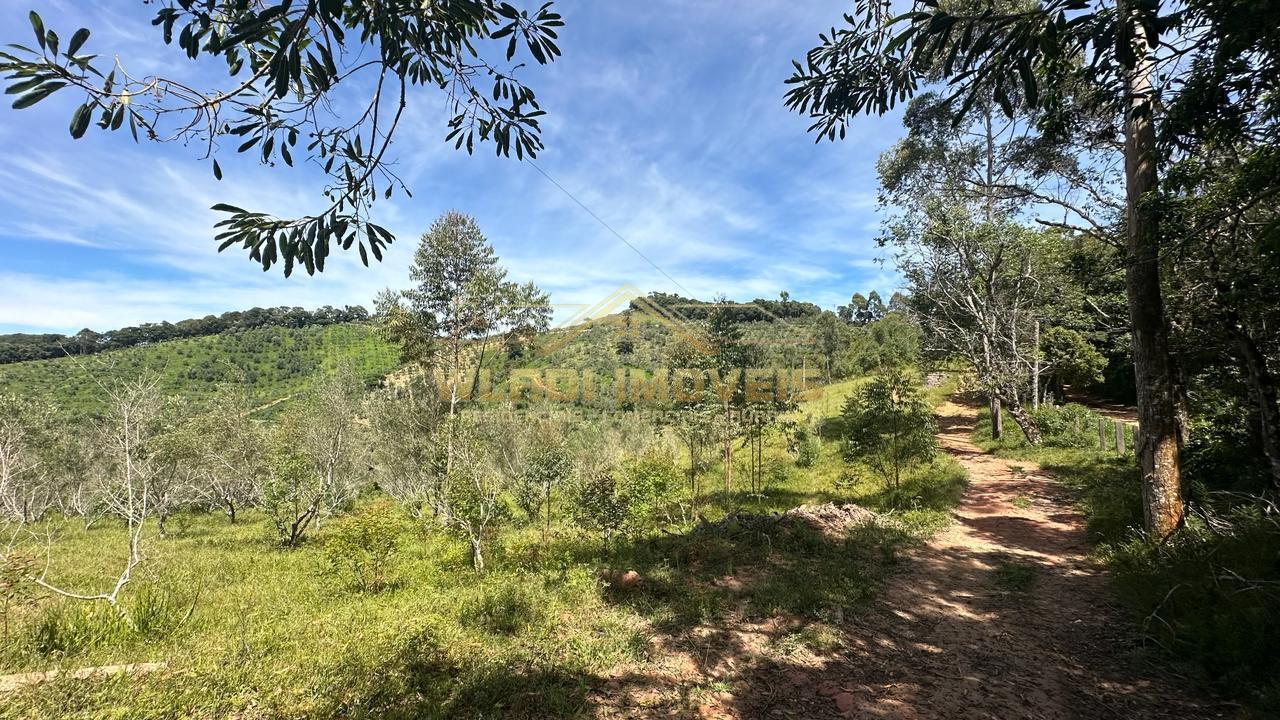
[1115,422,1125,454]
[1098,418,1107,451]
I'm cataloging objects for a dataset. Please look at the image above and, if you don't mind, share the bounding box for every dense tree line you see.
[0,305,370,365]
[630,292,823,324]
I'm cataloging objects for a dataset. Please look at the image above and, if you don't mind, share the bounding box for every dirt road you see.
[734,396,1229,719]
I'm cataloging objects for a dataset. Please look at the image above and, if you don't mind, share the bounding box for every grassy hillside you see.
[0,323,398,417]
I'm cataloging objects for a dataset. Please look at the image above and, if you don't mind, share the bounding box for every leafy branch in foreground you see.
[0,1,563,276]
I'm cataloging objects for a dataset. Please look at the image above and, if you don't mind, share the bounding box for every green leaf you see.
[211,203,248,213]
[68,102,92,138]
[67,28,90,56]
[5,76,47,95]
[29,12,45,51]
[212,159,222,180]
[12,81,64,109]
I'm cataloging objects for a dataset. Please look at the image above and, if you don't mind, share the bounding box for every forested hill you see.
[0,304,371,365]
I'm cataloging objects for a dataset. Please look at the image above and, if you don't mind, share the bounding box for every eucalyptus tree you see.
[1,2,563,273]
[784,0,1255,536]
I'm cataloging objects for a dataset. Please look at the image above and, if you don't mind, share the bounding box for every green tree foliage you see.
[1,4,563,273]
[437,426,508,573]
[570,457,673,555]
[1040,326,1106,399]
[785,0,1280,538]
[0,394,57,523]
[324,501,402,593]
[381,212,552,407]
[842,368,937,489]
[260,434,321,548]
[514,434,574,531]
[840,312,921,375]
[0,323,396,419]
[811,311,849,382]
[837,291,886,326]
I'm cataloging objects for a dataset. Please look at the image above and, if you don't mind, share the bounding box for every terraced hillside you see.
[0,323,398,417]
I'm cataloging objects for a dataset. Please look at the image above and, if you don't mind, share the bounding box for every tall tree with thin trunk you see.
[379,211,551,478]
[784,0,1208,536]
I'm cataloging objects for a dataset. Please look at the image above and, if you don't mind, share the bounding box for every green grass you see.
[0,373,968,718]
[0,473,949,718]
[0,324,398,418]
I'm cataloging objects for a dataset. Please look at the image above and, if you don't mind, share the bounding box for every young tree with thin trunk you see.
[189,385,264,524]
[435,423,506,573]
[379,211,552,480]
[843,368,937,489]
[3,376,161,623]
[0,394,56,524]
[298,364,368,524]
[365,384,443,519]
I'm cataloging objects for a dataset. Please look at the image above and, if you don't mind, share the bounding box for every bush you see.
[261,440,322,547]
[324,501,403,592]
[620,451,680,525]
[512,439,574,526]
[1029,403,1100,448]
[571,453,675,553]
[1102,506,1280,710]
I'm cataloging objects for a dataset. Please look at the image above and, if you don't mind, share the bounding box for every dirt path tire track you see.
[735,395,1234,720]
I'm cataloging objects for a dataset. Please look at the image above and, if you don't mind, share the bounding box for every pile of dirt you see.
[783,501,878,535]
[699,502,878,539]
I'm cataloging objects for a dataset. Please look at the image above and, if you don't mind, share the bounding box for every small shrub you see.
[513,439,574,526]
[324,501,403,592]
[793,427,820,468]
[842,368,936,487]
[261,439,322,547]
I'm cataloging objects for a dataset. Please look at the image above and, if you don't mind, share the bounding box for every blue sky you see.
[0,1,905,334]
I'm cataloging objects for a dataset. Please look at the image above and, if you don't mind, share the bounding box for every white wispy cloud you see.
[0,0,907,334]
